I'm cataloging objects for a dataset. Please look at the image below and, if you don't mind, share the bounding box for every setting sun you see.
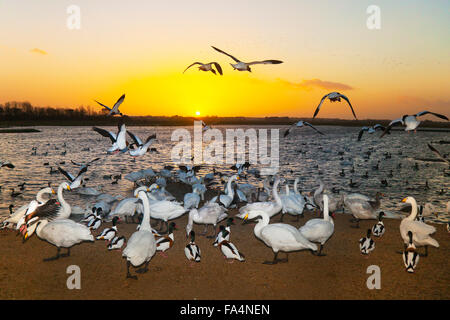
[195,111,200,116]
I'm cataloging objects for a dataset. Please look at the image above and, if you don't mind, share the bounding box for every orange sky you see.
[0,0,449,119]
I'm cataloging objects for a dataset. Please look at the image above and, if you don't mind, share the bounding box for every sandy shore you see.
[0,182,448,300]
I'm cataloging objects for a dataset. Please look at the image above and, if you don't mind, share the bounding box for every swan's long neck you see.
[57,183,70,213]
[36,188,51,203]
[139,192,151,231]
[253,212,270,239]
[226,176,236,197]
[272,179,282,206]
[285,185,290,196]
[323,196,331,223]
[294,178,300,194]
[314,181,324,197]
[406,198,418,221]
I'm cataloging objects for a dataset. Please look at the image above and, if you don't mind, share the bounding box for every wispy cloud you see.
[30,48,48,55]
[277,78,353,91]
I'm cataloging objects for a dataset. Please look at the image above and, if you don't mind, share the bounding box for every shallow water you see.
[0,125,448,224]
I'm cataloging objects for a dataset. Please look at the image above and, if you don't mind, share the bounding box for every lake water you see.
[0,125,448,224]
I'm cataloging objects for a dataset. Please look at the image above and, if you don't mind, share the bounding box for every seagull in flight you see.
[0,161,15,169]
[183,62,223,75]
[94,94,125,116]
[427,143,449,164]
[211,46,283,72]
[313,92,357,120]
[92,120,129,154]
[380,111,449,137]
[201,120,212,132]
[71,158,101,171]
[283,121,325,137]
[127,131,157,157]
[58,166,88,189]
[357,124,386,141]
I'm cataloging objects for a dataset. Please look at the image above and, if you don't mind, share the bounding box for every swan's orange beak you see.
[401,198,407,203]
[243,213,248,220]
[51,189,56,194]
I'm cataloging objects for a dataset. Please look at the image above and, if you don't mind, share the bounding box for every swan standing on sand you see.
[22,202,94,261]
[183,188,201,210]
[210,174,240,208]
[1,187,55,229]
[344,192,383,228]
[279,184,307,221]
[16,182,72,231]
[399,197,439,257]
[241,210,317,264]
[122,189,157,279]
[298,194,335,256]
[238,176,283,219]
[186,200,228,239]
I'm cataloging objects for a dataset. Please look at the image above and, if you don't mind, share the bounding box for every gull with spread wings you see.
[313,92,357,120]
[94,94,125,116]
[284,121,325,137]
[380,111,449,137]
[357,124,386,141]
[58,166,88,189]
[211,46,283,72]
[183,62,223,75]
[92,120,129,154]
[127,131,157,157]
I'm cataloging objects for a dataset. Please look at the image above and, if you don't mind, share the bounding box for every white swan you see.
[280,183,307,221]
[183,189,201,210]
[210,175,239,208]
[344,192,383,228]
[122,189,157,279]
[298,194,334,256]
[186,202,227,238]
[238,176,283,218]
[148,197,186,234]
[16,182,71,230]
[242,210,317,264]
[1,186,55,228]
[399,197,439,256]
[22,202,94,261]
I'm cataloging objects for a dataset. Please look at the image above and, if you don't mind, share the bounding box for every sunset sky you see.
[0,0,449,119]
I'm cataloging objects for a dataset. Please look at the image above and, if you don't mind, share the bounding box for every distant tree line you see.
[0,101,449,128]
